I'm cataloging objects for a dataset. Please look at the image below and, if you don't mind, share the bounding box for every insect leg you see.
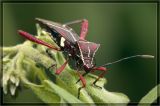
[63,20,82,26]
[55,59,69,75]
[18,30,61,51]
[76,72,89,84]
[79,19,88,40]
[76,71,86,99]
[91,67,107,89]
[63,19,88,40]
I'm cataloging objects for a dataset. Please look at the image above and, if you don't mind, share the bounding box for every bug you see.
[18,18,154,98]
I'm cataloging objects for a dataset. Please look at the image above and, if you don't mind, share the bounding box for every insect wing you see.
[36,18,79,44]
[77,41,100,68]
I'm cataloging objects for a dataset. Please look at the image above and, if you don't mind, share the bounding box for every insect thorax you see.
[77,40,100,69]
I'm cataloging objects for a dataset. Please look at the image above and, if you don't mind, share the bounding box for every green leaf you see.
[85,74,129,104]
[21,75,82,104]
[28,83,62,104]
[138,84,159,105]
[20,45,56,68]
[43,80,83,103]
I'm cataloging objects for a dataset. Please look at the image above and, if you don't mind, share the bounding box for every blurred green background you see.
[3,2,157,103]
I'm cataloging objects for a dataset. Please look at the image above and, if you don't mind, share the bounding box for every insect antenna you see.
[99,55,154,67]
[63,20,82,26]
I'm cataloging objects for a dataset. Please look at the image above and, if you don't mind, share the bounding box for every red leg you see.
[18,30,61,51]
[77,71,86,99]
[55,59,69,75]
[91,67,108,88]
[76,72,89,84]
[63,19,88,40]
[79,19,88,40]
[91,67,106,73]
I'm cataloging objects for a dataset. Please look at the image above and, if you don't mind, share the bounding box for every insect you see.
[18,18,154,98]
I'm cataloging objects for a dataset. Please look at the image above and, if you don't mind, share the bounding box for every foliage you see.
[2,24,130,105]
[2,24,158,105]
[138,84,160,106]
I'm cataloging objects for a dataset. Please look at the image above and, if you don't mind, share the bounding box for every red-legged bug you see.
[18,18,154,98]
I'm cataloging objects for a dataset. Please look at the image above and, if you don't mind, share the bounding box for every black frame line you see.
[0,0,159,105]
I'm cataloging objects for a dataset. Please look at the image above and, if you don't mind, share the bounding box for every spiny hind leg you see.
[63,19,88,40]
